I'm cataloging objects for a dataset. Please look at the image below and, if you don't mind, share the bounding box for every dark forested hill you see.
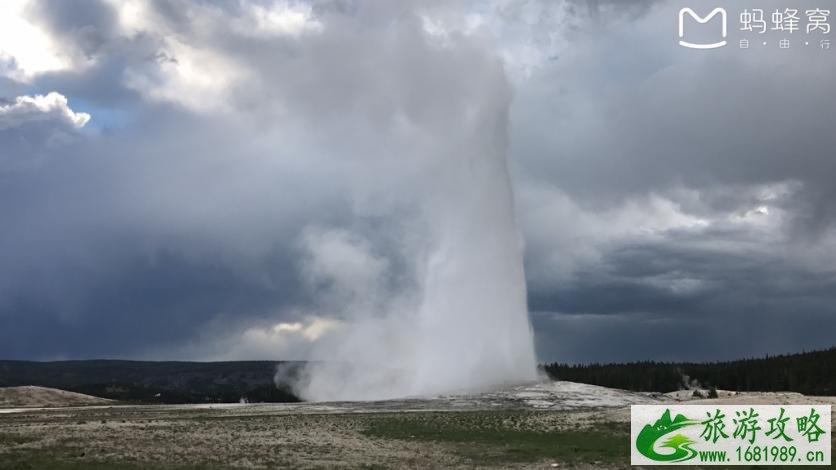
[6,348,834,405]
[0,360,303,404]
[543,347,836,395]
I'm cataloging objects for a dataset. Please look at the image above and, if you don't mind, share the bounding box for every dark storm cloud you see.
[1,0,512,360]
[526,217,836,361]
[530,234,836,317]
[0,251,305,359]
[514,0,836,362]
[513,0,836,228]
[2,0,836,363]
[531,237,836,363]
[0,94,356,359]
[26,0,118,58]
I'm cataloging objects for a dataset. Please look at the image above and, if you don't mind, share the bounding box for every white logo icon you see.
[678,7,728,49]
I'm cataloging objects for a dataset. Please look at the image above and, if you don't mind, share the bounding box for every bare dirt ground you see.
[0,382,833,469]
[0,386,113,408]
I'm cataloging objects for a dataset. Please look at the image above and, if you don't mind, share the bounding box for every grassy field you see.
[362,411,629,466]
[2,403,832,469]
[0,405,636,469]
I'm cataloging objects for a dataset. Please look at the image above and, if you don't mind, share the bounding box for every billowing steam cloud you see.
[281,6,538,401]
[0,0,538,393]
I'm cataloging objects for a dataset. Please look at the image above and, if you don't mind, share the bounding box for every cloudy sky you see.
[2,0,835,364]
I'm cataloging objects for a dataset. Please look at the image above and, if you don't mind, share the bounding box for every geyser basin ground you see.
[2,381,835,469]
[217,380,664,413]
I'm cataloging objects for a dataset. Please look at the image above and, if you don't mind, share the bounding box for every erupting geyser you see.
[283,12,538,401]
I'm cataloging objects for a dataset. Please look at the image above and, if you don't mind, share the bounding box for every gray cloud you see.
[2,0,835,364]
[26,0,118,59]
[513,0,836,361]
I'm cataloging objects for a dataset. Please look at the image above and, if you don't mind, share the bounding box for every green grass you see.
[362,411,629,465]
[0,455,156,470]
[0,437,217,470]
[0,432,39,446]
[0,451,220,470]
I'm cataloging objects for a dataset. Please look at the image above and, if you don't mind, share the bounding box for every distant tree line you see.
[543,347,836,395]
[0,360,302,404]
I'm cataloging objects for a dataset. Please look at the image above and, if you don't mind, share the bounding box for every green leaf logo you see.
[636,409,700,462]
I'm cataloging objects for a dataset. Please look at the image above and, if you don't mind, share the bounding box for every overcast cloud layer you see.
[1,0,835,364]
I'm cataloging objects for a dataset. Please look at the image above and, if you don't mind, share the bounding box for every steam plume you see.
[280,6,538,401]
